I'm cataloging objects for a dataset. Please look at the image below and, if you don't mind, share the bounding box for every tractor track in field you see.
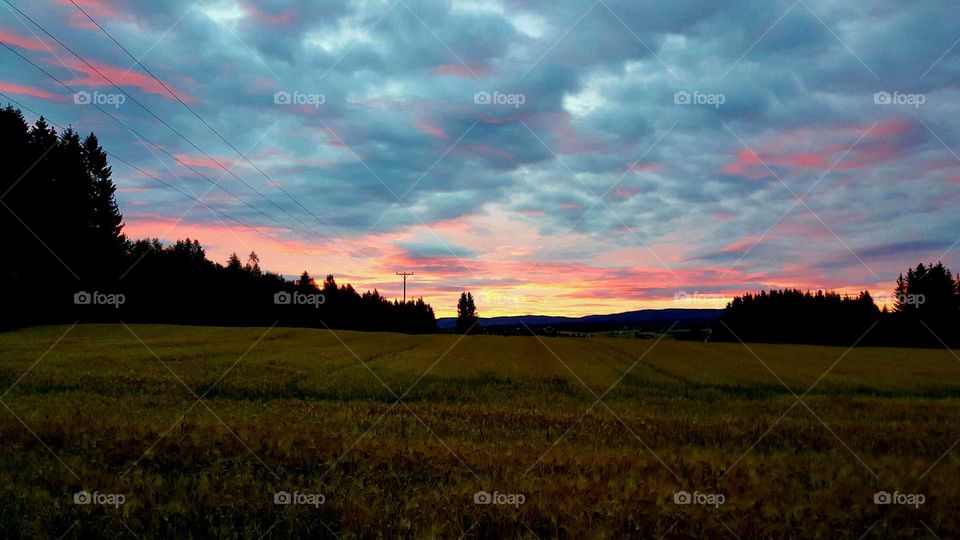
[589,340,695,386]
[302,339,427,376]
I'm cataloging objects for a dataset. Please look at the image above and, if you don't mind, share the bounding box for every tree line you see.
[713,262,960,347]
[0,105,436,332]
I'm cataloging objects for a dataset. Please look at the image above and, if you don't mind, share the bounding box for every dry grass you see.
[0,324,957,538]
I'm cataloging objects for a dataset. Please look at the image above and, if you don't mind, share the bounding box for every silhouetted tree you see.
[83,132,124,269]
[226,253,243,272]
[456,292,479,334]
[245,251,261,275]
[712,289,880,345]
[894,263,955,314]
[891,262,959,345]
[0,104,437,333]
[297,271,315,292]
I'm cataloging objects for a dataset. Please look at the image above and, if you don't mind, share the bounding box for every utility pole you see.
[396,272,414,303]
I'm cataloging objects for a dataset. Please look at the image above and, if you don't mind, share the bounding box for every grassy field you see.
[0,324,958,539]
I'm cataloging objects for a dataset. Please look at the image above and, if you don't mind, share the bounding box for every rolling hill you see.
[436,307,722,331]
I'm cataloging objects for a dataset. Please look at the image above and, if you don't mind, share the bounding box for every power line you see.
[0,41,308,242]
[2,0,345,252]
[66,0,357,253]
[396,271,414,302]
[0,91,320,260]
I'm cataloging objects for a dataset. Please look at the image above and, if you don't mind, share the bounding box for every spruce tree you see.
[83,133,124,247]
[456,292,478,333]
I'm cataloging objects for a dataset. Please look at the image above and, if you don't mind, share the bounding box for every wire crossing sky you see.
[1,0,958,317]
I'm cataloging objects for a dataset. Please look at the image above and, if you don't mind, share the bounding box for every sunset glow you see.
[2,1,958,317]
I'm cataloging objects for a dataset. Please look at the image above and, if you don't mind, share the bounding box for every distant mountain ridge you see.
[436,308,722,330]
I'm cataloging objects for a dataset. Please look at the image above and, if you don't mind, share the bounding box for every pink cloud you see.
[415,116,447,139]
[317,126,351,149]
[772,216,834,239]
[251,76,276,92]
[432,64,491,78]
[0,29,51,51]
[0,82,62,101]
[627,161,661,172]
[722,118,915,179]
[241,1,294,26]
[480,114,528,125]
[426,214,481,234]
[172,153,236,170]
[714,235,764,255]
[54,57,197,103]
[547,112,610,156]
[56,0,120,17]
[55,0,123,29]
[722,147,854,177]
[868,117,913,138]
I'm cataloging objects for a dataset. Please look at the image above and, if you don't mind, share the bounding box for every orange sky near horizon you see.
[122,206,895,319]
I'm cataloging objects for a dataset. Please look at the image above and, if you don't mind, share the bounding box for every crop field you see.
[1,324,958,538]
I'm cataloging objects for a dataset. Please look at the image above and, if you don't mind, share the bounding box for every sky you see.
[1,0,959,317]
